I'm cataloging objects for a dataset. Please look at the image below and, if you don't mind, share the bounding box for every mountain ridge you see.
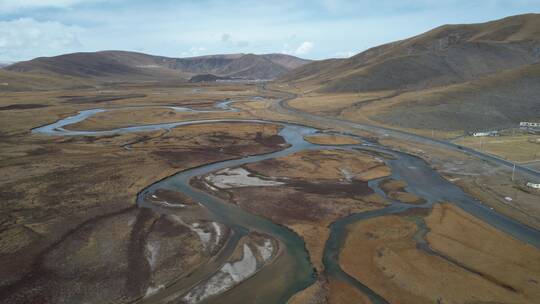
[5,51,312,81]
[280,13,540,93]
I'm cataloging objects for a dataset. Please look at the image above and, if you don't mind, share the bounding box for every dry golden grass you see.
[0,84,263,134]
[455,177,540,230]
[246,149,389,181]
[287,280,327,304]
[0,83,287,302]
[288,92,386,115]
[380,179,406,191]
[284,90,464,140]
[0,69,94,91]
[380,179,425,204]
[455,134,540,162]
[426,203,540,301]
[289,224,329,272]
[68,107,245,131]
[340,204,540,304]
[304,134,361,145]
[328,279,372,304]
[289,278,372,304]
[389,191,425,204]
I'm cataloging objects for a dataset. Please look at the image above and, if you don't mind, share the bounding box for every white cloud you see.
[0,18,83,61]
[0,1,536,61]
[221,33,231,42]
[0,0,103,12]
[294,41,314,55]
[220,33,250,49]
[180,46,207,57]
[334,50,355,58]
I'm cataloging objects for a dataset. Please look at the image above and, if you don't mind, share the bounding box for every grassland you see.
[0,83,292,303]
[1,79,539,304]
[304,134,361,145]
[454,134,540,162]
[340,203,540,304]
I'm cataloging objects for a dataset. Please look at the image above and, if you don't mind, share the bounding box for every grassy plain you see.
[2,80,539,304]
[0,83,291,303]
[455,134,540,162]
[340,204,540,304]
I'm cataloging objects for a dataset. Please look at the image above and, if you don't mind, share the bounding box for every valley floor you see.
[0,81,538,304]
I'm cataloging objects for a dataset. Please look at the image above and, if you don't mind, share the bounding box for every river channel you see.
[33,100,540,303]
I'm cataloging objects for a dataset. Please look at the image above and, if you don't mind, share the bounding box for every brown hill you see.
[368,63,540,131]
[282,13,540,93]
[0,69,94,91]
[6,51,311,82]
[282,14,540,133]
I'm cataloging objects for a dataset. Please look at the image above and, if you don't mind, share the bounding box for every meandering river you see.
[33,99,540,303]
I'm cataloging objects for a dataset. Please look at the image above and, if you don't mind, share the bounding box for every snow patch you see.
[205,168,283,189]
[145,241,159,270]
[169,215,186,225]
[340,168,354,182]
[137,65,161,68]
[127,217,136,227]
[157,201,186,208]
[212,222,222,246]
[183,244,257,303]
[256,239,274,262]
[191,223,212,248]
[145,284,165,297]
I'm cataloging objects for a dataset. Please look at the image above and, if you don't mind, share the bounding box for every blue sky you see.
[0,0,539,62]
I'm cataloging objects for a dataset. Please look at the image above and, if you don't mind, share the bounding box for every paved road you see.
[270,91,540,182]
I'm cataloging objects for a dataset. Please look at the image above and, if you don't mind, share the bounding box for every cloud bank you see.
[0,18,82,61]
[0,0,538,61]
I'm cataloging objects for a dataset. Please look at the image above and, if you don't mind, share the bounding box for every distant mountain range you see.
[4,51,311,81]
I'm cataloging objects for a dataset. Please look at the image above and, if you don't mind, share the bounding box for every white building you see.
[527,182,540,189]
[520,122,540,128]
[472,130,498,137]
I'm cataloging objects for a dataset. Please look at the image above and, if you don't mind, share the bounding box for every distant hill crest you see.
[280,13,540,93]
[5,51,312,81]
